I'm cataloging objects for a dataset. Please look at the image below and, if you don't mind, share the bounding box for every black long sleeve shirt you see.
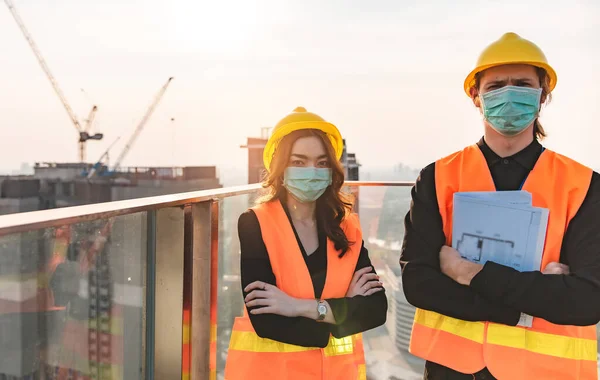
[239,207,388,348]
[400,138,600,378]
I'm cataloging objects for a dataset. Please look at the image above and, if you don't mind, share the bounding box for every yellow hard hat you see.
[464,32,557,96]
[263,107,343,171]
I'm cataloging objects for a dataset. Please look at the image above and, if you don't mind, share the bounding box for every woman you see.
[224,107,388,380]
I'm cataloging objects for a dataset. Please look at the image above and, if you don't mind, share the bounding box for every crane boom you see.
[113,77,174,170]
[83,105,98,133]
[4,0,82,132]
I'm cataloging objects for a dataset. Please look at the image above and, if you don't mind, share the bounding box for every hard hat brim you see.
[463,61,557,97]
[263,121,344,172]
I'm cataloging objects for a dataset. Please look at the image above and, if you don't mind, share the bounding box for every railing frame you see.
[0,182,413,236]
[0,181,414,379]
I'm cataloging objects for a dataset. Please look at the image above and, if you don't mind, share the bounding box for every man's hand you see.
[244,281,302,317]
[543,262,570,275]
[346,266,383,297]
[439,245,483,286]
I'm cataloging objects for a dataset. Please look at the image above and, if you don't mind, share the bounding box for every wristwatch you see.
[316,300,327,321]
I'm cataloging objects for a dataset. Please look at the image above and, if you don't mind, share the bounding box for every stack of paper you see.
[451,191,549,327]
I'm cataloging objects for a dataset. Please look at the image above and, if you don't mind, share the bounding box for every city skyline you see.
[1,0,599,175]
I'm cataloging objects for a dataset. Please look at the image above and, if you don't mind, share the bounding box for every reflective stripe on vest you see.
[224,200,366,380]
[409,144,598,380]
[228,315,360,356]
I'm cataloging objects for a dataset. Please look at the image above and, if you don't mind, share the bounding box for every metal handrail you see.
[345,181,414,187]
[0,181,414,236]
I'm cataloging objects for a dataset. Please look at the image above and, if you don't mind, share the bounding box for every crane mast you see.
[80,105,98,161]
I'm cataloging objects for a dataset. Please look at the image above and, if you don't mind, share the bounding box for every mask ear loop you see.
[478,92,488,122]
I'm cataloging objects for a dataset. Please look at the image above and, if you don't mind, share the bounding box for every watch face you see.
[318,304,327,314]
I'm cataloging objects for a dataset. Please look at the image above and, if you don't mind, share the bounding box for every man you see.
[400,32,600,380]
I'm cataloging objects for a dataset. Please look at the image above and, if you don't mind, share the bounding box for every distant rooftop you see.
[34,162,92,169]
[31,162,218,181]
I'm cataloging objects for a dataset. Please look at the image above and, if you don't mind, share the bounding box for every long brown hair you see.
[258,129,354,256]
[474,66,552,140]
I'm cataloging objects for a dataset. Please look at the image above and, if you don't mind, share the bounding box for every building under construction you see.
[0,163,222,215]
[0,2,204,216]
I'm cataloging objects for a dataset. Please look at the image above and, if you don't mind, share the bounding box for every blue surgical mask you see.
[480,86,542,136]
[283,167,332,203]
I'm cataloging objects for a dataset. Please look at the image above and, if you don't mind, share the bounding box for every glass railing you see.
[0,182,597,380]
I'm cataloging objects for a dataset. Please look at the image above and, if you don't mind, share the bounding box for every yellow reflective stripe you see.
[488,324,598,361]
[230,331,316,353]
[324,335,354,356]
[414,310,597,362]
[210,369,216,380]
[229,331,357,356]
[414,309,485,343]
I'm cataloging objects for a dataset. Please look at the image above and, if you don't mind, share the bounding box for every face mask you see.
[480,86,542,136]
[283,167,332,203]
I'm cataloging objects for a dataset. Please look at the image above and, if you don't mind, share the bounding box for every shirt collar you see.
[477,137,542,170]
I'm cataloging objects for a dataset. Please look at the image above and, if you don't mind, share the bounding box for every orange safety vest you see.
[224,200,367,380]
[409,144,598,380]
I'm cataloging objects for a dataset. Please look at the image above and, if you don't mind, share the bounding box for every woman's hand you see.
[346,266,383,297]
[244,281,302,317]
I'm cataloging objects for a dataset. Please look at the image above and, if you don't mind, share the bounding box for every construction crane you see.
[86,77,174,178]
[80,105,100,160]
[112,77,174,170]
[4,0,102,162]
[85,136,121,179]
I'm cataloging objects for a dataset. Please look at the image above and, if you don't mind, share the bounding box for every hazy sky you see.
[1,0,599,177]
